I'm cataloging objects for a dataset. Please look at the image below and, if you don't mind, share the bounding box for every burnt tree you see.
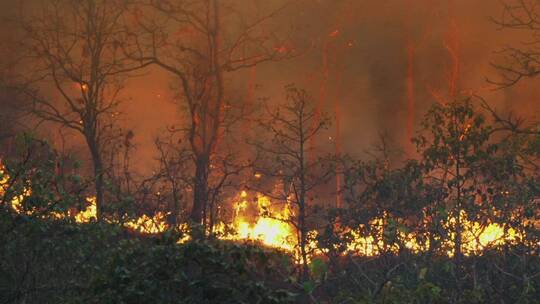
[252,85,333,280]
[13,0,149,219]
[125,0,296,224]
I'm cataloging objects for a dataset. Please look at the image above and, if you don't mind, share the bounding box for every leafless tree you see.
[11,0,150,219]
[153,129,193,226]
[491,0,540,87]
[124,0,297,224]
[251,85,334,280]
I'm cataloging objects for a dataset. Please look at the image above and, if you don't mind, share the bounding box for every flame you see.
[0,161,31,213]
[74,197,97,223]
[0,160,534,260]
[124,212,169,234]
[74,197,169,234]
[224,191,297,252]
[0,164,169,234]
[222,191,524,260]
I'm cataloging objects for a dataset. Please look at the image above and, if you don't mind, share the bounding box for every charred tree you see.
[126,0,296,225]
[12,0,149,220]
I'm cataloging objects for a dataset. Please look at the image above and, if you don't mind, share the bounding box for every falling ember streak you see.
[333,69,343,209]
[406,42,415,141]
[243,66,257,134]
[311,39,330,153]
[445,1,460,97]
[311,29,344,208]
[404,0,417,146]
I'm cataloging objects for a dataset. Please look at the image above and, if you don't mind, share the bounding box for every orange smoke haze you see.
[0,0,539,172]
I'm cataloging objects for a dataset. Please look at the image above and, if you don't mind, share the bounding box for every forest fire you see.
[0,161,524,260]
[225,190,296,252]
[1,0,539,302]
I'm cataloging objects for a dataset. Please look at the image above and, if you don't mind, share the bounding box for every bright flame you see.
[225,191,297,252]
[0,159,534,260]
[224,190,526,259]
[74,197,97,223]
[74,197,169,234]
[124,212,169,234]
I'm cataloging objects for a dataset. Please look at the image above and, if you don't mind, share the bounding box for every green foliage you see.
[320,100,540,303]
[0,212,297,303]
[91,240,296,303]
[1,100,539,304]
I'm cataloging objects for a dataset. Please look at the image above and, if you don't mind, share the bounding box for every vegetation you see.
[1,99,538,303]
[0,0,539,303]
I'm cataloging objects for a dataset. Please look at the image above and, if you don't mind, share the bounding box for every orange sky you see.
[1,0,539,174]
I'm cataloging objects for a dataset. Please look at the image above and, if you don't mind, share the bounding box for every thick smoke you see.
[1,0,539,173]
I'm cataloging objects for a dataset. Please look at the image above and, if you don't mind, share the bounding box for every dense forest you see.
[0,0,539,303]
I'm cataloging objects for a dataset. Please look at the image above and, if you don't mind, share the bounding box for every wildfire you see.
[0,162,170,234]
[0,160,533,261]
[73,197,170,234]
[225,191,296,252]
[124,212,169,234]
[0,161,31,214]
[222,191,525,261]
[74,197,97,223]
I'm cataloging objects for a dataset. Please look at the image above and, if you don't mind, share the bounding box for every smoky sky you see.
[1,0,539,174]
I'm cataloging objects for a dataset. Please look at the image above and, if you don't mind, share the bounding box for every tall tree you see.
[12,0,148,219]
[126,0,295,224]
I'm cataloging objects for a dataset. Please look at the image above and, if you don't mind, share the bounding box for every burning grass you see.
[0,162,530,262]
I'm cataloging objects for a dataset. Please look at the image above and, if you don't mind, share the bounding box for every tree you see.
[413,98,539,281]
[153,131,192,226]
[125,0,296,224]
[251,85,333,280]
[12,0,149,219]
[414,99,494,264]
[491,0,540,87]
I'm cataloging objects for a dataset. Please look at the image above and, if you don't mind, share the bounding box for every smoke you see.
[1,0,539,174]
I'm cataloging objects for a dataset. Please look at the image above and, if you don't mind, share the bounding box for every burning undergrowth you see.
[1,161,534,261]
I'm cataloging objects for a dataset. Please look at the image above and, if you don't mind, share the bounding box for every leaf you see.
[418,267,427,280]
[309,257,328,281]
[302,280,316,295]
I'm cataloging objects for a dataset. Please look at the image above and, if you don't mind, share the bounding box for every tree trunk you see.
[87,137,103,221]
[170,181,180,227]
[190,154,209,224]
[299,121,309,281]
[454,147,463,293]
[299,199,309,281]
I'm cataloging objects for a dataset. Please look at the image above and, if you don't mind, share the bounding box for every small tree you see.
[413,98,539,275]
[251,85,333,280]
[414,99,495,263]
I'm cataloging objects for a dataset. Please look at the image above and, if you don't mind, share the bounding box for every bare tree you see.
[153,129,193,226]
[12,0,150,219]
[491,0,540,87]
[124,0,296,224]
[251,85,333,280]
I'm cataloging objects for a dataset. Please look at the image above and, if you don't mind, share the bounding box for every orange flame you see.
[0,160,534,260]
